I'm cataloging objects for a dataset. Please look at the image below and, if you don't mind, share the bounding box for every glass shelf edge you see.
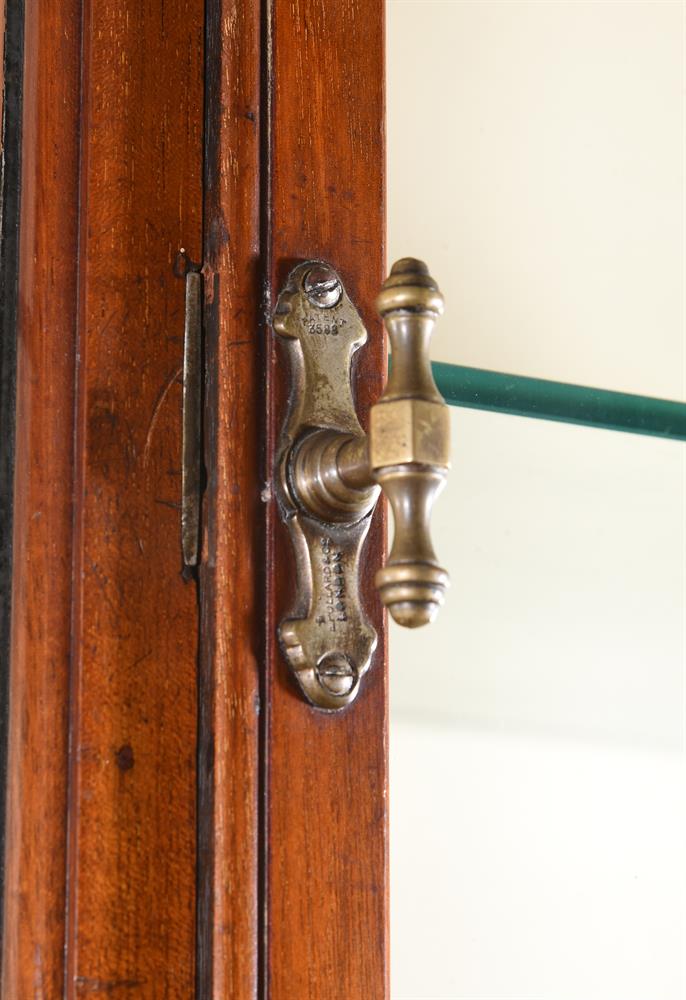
[428,361,686,442]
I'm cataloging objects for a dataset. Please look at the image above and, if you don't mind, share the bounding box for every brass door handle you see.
[273,259,450,709]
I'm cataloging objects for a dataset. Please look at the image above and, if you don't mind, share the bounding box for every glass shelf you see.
[431,361,686,441]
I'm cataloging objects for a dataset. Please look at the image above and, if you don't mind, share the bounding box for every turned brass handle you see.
[370,259,450,626]
[289,258,450,629]
[274,257,450,706]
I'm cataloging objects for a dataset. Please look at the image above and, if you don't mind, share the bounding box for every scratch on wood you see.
[131,649,153,669]
[154,498,182,511]
[142,366,182,467]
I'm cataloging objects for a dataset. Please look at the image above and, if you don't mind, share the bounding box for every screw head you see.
[303,264,342,309]
[316,653,356,697]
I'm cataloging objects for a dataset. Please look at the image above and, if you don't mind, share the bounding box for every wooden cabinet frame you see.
[1,1,387,997]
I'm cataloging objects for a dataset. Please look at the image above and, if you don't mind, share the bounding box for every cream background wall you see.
[387,3,686,998]
[387,0,684,398]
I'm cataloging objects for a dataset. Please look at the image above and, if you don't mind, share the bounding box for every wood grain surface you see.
[2,1,82,993]
[197,0,262,996]
[3,2,388,996]
[65,1,203,995]
[3,0,205,995]
[264,2,389,997]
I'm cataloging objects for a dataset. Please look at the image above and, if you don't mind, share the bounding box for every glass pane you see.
[388,0,684,398]
[387,5,686,994]
[390,408,686,999]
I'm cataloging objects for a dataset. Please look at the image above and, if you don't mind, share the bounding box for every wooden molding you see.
[197,0,262,995]
[263,2,389,997]
[3,1,204,994]
[2,1,82,992]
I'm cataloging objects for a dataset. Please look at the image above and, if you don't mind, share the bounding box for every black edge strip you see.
[0,0,25,941]
[196,0,215,994]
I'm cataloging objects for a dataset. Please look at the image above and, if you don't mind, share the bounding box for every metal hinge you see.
[179,255,203,567]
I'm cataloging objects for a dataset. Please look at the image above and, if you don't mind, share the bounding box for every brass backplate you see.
[273,261,377,710]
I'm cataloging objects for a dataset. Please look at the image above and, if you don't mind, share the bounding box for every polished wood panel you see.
[3,0,204,995]
[65,1,203,995]
[4,3,388,995]
[197,1,262,996]
[2,1,82,993]
[264,2,388,997]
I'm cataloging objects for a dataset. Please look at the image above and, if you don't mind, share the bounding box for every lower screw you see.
[316,653,356,697]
